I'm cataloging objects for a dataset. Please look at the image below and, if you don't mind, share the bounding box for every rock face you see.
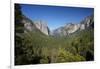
[80,14,94,29]
[22,16,49,35]
[22,14,93,36]
[51,23,81,36]
[33,20,49,35]
[51,14,94,37]
[22,15,37,33]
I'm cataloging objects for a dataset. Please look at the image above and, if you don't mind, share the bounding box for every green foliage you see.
[16,28,92,65]
[56,48,85,62]
[15,4,94,65]
[15,24,94,65]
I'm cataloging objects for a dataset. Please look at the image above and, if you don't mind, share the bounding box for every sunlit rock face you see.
[33,20,49,35]
[22,16,49,35]
[51,14,94,37]
[64,23,80,34]
[80,14,94,29]
[22,15,36,33]
[51,23,80,36]
[22,14,93,36]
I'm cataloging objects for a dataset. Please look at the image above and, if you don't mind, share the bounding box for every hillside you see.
[51,14,94,37]
[15,4,94,65]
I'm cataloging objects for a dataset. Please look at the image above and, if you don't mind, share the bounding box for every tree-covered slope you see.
[15,4,94,65]
[15,26,94,65]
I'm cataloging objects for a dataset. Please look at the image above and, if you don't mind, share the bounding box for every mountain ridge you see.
[15,4,94,65]
[22,15,50,35]
[51,14,94,37]
[21,14,93,37]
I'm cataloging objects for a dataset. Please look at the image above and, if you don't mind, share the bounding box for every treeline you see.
[15,4,94,65]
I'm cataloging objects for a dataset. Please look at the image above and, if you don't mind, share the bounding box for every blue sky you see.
[20,4,94,30]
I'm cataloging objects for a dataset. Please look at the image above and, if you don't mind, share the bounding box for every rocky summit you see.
[51,14,94,37]
[22,15,50,35]
[22,14,93,37]
[33,20,49,35]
